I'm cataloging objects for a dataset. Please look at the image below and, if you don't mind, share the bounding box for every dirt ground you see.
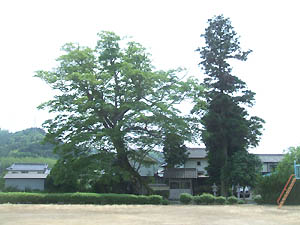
[0,204,300,225]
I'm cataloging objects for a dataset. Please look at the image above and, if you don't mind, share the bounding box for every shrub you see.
[238,199,245,204]
[134,195,149,205]
[253,195,263,205]
[179,193,193,204]
[161,199,169,205]
[193,195,202,205]
[227,196,238,204]
[154,190,169,199]
[148,195,163,205]
[215,196,226,205]
[198,193,215,205]
[0,192,162,205]
[255,174,283,204]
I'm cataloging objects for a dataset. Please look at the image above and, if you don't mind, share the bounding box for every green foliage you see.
[46,153,140,194]
[161,199,169,205]
[227,196,238,204]
[215,196,226,205]
[148,195,163,204]
[36,31,201,193]
[195,15,264,196]
[179,193,193,204]
[194,193,215,205]
[193,195,202,205]
[255,147,300,204]
[0,192,162,205]
[253,195,263,204]
[276,146,300,181]
[238,199,246,204]
[153,190,169,199]
[230,151,262,188]
[163,133,189,168]
[0,128,55,158]
[255,174,282,204]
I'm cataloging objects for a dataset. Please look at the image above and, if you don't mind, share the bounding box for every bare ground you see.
[0,204,300,225]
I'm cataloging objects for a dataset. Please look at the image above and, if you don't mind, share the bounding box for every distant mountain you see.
[0,128,56,158]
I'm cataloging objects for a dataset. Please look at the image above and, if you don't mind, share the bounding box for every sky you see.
[1,0,299,154]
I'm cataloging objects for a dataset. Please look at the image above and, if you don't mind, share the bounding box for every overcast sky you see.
[1,0,299,153]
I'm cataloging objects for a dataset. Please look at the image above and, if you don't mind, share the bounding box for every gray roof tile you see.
[7,163,48,171]
[4,173,48,179]
[255,154,284,163]
[187,148,207,158]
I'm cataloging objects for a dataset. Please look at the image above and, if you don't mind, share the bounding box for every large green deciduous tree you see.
[196,15,264,196]
[36,31,200,193]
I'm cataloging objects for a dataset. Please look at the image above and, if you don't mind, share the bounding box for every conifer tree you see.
[196,15,264,196]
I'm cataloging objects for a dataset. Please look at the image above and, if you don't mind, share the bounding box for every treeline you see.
[0,128,55,158]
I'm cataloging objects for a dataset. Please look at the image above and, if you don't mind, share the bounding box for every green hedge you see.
[215,196,226,205]
[227,196,238,205]
[193,194,238,205]
[153,190,169,199]
[0,192,162,205]
[179,193,193,204]
[194,193,215,205]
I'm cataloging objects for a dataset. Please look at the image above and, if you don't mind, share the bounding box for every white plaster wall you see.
[184,159,208,174]
[5,179,45,190]
[169,189,192,200]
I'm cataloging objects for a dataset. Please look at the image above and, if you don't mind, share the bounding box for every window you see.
[197,161,201,166]
[198,171,204,176]
[182,182,190,189]
[170,182,180,189]
[268,163,278,172]
[170,181,191,189]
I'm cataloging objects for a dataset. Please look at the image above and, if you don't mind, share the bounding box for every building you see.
[4,163,50,191]
[255,154,284,175]
[164,148,208,199]
[163,148,285,199]
[183,148,208,177]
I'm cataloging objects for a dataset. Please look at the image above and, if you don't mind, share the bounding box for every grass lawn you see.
[0,204,300,225]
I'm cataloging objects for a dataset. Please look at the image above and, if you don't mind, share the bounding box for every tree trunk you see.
[121,158,153,194]
[220,145,228,197]
[112,134,153,195]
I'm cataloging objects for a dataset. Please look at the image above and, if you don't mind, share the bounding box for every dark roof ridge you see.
[187,147,206,150]
[13,163,48,165]
[254,153,284,156]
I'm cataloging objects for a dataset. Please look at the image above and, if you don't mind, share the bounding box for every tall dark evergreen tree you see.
[196,15,264,196]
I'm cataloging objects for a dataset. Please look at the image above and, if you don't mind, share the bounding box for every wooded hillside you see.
[0,128,55,158]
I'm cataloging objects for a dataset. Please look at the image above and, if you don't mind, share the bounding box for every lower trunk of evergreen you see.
[220,146,229,197]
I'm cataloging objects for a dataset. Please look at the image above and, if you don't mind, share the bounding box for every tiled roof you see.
[164,168,197,179]
[7,163,48,171]
[4,173,48,179]
[187,148,207,159]
[255,154,284,163]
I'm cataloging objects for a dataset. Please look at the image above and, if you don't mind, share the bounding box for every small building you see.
[255,154,284,175]
[163,148,209,199]
[164,168,197,199]
[184,148,208,177]
[4,163,50,191]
